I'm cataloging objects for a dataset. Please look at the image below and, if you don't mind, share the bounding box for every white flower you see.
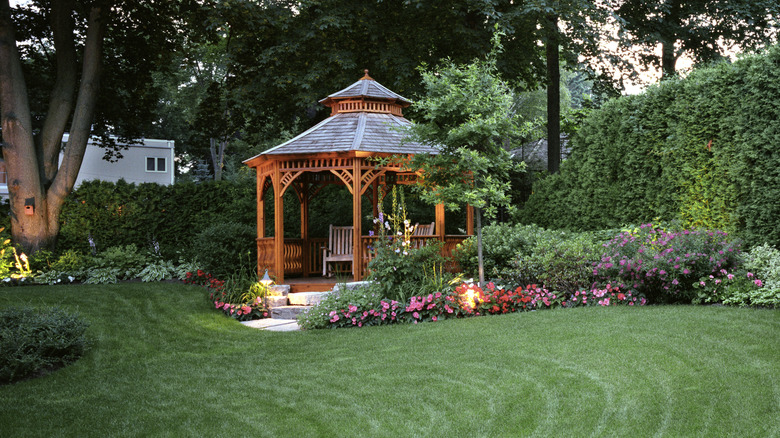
[403,251,408,255]
[395,248,401,253]
[3,277,10,283]
[68,276,75,282]
[397,231,402,236]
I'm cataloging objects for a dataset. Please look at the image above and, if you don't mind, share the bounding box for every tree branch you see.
[47,2,109,219]
[40,0,77,186]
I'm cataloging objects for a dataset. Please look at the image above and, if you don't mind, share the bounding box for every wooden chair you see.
[322,225,354,277]
[413,222,435,236]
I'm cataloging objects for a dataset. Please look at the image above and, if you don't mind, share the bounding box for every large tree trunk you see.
[209,137,228,181]
[660,40,678,79]
[546,13,561,174]
[0,1,109,254]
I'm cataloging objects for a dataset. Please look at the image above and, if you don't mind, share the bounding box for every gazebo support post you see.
[466,205,474,235]
[257,173,266,278]
[299,179,310,277]
[273,165,285,284]
[352,158,363,280]
[435,203,445,242]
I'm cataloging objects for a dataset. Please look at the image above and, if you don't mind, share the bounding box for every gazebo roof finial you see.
[360,69,372,80]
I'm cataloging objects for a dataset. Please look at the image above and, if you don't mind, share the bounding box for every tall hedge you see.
[520,45,780,247]
[58,178,256,258]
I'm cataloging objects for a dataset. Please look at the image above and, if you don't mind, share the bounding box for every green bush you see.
[519,46,780,248]
[90,244,152,280]
[298,284,395,330]
[722,244,780,307]
[190,222,256,278]
[0,307,90,384]
[453,223,550,278]
[505,232,602,293]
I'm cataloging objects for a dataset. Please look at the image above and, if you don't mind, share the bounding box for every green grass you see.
[1,283,778,437]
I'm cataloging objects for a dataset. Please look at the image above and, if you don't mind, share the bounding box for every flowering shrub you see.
[302,281,585,329]
[298,285,402,329]
[184,270,268,321]
[403,290,463,323]
[719,244,780,307]
[593,224,742,303]
[366,186,446,302]
[563,284,647,307]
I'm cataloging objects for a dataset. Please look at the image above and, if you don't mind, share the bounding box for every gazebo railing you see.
[259,235,469,279]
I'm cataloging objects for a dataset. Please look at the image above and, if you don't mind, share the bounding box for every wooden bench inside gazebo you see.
[243,71,473,291]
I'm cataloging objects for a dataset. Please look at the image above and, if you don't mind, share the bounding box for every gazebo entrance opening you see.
[244,72,474,286]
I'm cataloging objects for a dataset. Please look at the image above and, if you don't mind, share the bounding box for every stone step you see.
[265,295,289,308]
[271,305,312,320]
[287,291,330,306]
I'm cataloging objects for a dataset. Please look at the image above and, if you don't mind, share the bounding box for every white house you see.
[1,135,174,199]
[62,133,175,187]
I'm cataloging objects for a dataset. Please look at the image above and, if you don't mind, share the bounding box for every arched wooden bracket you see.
[359,169,386,195]
[330,169,354,194]
[260,176,272,198]
[280,170,304,195]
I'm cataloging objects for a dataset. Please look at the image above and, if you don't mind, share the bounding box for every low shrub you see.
[563,284,647,308]
[298,284,402,329]
[184,270,269,321]
[593,223,741,303]
[714,244,780,307]
[0,307,90,384]
[502,232,602,293]
[453,223,549,278]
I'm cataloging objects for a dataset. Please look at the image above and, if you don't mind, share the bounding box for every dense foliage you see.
[0,306,90,384]
[58,178,255,260]
[520,46,780,248]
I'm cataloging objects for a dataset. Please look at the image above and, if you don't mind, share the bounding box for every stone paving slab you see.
[288,291,329,306]
[241,319,301,332]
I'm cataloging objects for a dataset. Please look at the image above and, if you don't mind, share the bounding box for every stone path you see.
[241,318,301,332]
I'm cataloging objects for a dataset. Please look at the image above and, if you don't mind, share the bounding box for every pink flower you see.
[683,269,690,275]
[754,279,763,287]
[432,316,437,322]
[747,272,754,278]
[413,312,420,319]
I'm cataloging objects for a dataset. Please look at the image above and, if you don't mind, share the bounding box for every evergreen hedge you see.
[520,45,780,248]
[58,178,256,259]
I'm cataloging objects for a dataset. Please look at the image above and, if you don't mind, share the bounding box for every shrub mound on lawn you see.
[0,307,90,384]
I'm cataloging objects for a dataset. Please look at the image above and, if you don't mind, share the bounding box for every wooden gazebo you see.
[243,71,473,286]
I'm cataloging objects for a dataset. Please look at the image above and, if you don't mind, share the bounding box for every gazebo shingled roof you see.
[244,71,436,159]
[243,71,471,287]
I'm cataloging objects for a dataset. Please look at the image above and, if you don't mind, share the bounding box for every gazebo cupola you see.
[319,70,409,117]
[244,71,472,286]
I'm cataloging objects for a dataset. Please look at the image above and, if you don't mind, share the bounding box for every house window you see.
[146,157,166,173]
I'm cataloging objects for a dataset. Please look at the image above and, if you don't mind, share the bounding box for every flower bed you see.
[299,280,647,330]
[184,270,269,321]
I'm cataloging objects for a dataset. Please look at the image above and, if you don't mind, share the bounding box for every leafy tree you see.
[615,0,780,79]
[405,32,527,286]
[0,0,200,253]
[214,0,545,132]
[504,0,621,173]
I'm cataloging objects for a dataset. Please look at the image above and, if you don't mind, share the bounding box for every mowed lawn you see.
[0,283,778,437]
